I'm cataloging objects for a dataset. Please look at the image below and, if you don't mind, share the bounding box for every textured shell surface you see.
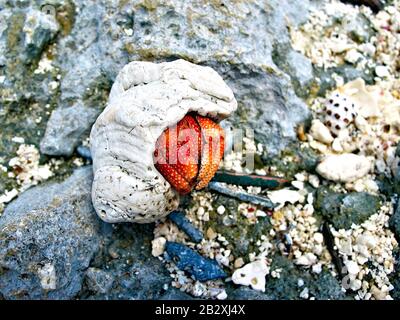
[90,59,237,223]
[324,92,357,136]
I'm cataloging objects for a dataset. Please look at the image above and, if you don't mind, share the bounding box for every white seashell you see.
[267,189,303,209]
[316,153,372,183]
[309,119,334,144]
[323,92,357,136]
[232,259,269,292]
[90,59,237,223]
[340,78,380,118]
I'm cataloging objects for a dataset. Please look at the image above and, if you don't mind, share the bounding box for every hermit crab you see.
[90,59,237,223]
[153,112,225,195]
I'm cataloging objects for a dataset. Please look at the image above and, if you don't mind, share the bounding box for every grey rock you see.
[2,0,321,158]
[308,269,346,300]
[315,65,375,96]
[20,9,59,64]
[59,47,109,103]
[0,166,105,300]
[0,5,62,163]
[76,145,92,161]
[40,102,99,156]
[273,43,315,97]
[0,9,10,67]
[390,200,400,242]
[0,5,60,108]
[0,165,171,300]
[228,287,273,300]
[0,7,58,66]
[315,187,381,230]
[38,0,321,157]
[264,255,344,300]
[159,288,195,300]
[84,268,114,295]
[82,223,171,300]
[285,50,314,88]
[389,248,400,300]
[55,2,125,103]
[210,62,310,157]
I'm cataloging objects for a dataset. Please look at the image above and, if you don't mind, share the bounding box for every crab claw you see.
[153,113,224,194]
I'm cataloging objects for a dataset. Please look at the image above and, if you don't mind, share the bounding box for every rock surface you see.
[0,0,321,158]
[0,166,104,299]
[159,288,195,300]
[84,268,114,295]
[390,200,400,242]
[315,187,381,230]
[4,0,395,301]
[263,255,344,300]
[228,287,273,300]
[40,102,99,156]
[0,166,172,300]
[81,223,171,300]
[390,249,400,300]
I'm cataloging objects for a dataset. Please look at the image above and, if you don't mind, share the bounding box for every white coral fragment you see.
[232,260,269,292]
[340,78,381,118]
[316,153,372,183]
[267,189,303,209]
[90,59,237,223]
[151,237,166,257]
[309,119,334,144]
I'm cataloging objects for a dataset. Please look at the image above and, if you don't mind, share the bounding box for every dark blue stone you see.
[165,242,227,282]
[168,211,204,243]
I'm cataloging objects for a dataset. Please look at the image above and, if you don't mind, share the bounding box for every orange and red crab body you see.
[153,113,225,194]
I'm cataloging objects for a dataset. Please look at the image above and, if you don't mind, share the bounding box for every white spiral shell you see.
[90,59,237,223]
[324,92,357,136]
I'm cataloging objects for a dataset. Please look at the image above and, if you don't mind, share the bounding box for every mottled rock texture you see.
[315,187,381,230]
[1,0,319,158]
[0,166,172,300]
[0,167,103,299]
[0,0,342,301]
